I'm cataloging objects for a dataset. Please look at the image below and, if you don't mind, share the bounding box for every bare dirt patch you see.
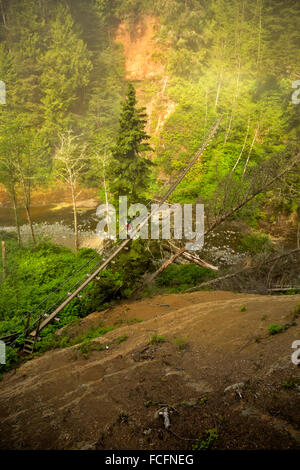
[115,15,164,81]
[0,291,299,450]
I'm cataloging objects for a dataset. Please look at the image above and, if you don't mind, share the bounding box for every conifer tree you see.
[109,83,154,205]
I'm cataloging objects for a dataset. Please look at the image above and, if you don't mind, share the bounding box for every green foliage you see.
[268,324,284,335]
[0,240,120,340]
[282,289,300,296]
[115,239,158,296]
[192,429,219,451]
[0,0,300,375]
[40,5,93,137]
[239,232,273,254]
[36,321,115,354]
[0,0,299,227]
[117,334,128,344]
[0,346,19,374]
[173,337,188,350]
[240,306,247,312]
[282,378,300,390]
[109,83,154,205]
[149,333,165,344]
[198,397,208,405]
[156,264,216,291]
[268,321,297,336]
[76,339,105,358]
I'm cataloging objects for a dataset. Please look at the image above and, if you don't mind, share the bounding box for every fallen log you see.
[145,154,300,286]
[186,248,300,292]
[166,241,219,271]
[267,287,300,292]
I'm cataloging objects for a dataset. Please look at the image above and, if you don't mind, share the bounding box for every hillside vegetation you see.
[0,0,299,220]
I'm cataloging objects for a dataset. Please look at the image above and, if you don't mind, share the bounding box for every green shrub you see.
[192,429,219,451]
[156,264,216,291]
[239,232,272,254]
[268,322,297,336]
[0,346,19,374]
[149,333,166,345]
[268,323,284,335]
[173,337,188,350]
[117,334,128,344]
[282,378,300,390]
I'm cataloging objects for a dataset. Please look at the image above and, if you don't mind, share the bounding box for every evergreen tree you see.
[109,84,154,205]
[40,5,93,139]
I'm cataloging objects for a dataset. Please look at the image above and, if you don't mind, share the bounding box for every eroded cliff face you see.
[115,15,175,137]
[116,15,163,81]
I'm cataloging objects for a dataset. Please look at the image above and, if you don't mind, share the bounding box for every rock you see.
[80,442,97,450]
[240,407,254,417]
[182,398,198,407]
[224,382,245,393]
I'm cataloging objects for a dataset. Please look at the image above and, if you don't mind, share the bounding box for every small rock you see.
[182,399,198,407]
[224,382,245,397]
[80,442,97,450]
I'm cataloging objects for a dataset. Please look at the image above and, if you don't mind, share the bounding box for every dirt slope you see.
[116,15,164,81]
[115,15,175,137]
[0,291,300,450]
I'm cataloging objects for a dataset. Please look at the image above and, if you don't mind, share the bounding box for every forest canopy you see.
[0,0,299,221]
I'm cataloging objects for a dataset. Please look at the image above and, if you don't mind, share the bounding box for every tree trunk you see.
[146,156,299,285]
[10,184,21,246]
[71,184,79,254]
[25,204,36,245]
[257,0,263,68]
[19,173,35,245]
[224,65,240,145]
[242,125,259,179]
[102,157,109,232]
[166,241,219,271]
[215,72,223,110]
[2,240,6,279]
[231,117,250,173]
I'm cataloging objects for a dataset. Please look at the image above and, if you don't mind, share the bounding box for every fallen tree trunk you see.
[166,241,219,271]
[146,154,300,286]
[186,248,300,292]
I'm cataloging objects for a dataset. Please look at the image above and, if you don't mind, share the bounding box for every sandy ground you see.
[0,291,299,450]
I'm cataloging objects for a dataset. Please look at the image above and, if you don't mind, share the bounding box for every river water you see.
[0,203,104,252]
[0,202,249,266]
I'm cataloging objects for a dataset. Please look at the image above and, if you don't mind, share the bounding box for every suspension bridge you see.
[0,117,222,354]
